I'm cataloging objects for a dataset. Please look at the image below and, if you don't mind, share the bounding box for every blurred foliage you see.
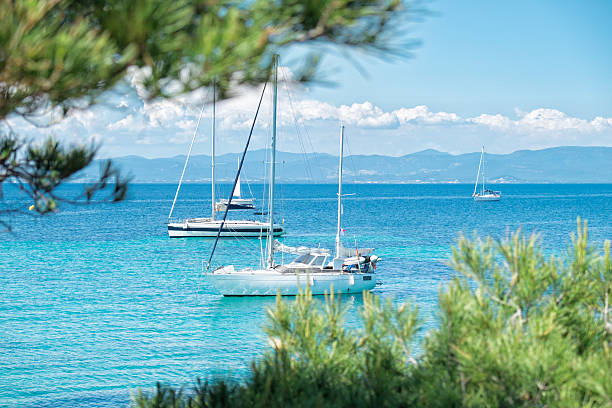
[134,220,612,407]
[0,0,415,118]
[0,0,418,225]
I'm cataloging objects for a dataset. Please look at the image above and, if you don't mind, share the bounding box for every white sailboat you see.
[473,146,501,201]
[167,83,283,238]
[205,56,379,296]
[215,174,255,211]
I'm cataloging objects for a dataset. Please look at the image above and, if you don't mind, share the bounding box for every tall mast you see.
[473,146,483,196]
[481,145,485,194]
[168,97,206,222]
[211,81,216,220]
[335,122,344,258]
[266,55,279,268]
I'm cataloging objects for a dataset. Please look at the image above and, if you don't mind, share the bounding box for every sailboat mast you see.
[266,55,279,269]
[168,98,206,222]
[473,146,483,196]
[335,122,344,258]
[211,81,216,220]
[481,146,485,194]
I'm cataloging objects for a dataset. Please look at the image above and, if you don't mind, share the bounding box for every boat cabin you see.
[288,252,330,269]
[282,251,376,274]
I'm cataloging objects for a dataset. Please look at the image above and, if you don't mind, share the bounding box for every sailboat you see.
[473,146,501,201]
[166,83,284,238]
[205,56,379,296]
[215,174,255,211]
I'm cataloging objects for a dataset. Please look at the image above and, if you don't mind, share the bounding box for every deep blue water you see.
[2,183,612,407]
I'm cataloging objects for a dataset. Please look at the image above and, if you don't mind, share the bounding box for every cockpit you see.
[290,253,329,268]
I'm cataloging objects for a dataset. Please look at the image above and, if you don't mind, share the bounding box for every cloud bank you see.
[4,66,612,157]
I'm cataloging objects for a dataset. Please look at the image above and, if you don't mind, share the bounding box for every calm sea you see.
[2,183,612,407]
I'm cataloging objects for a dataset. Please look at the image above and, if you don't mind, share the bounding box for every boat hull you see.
[168,220,284,238]
[215,198,255,211]
[474,194,501,201]
[206,271,376,296]
[215,203,255,211]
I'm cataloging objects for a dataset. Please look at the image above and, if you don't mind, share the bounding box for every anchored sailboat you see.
[215,175,255,211]
[473,146,501,201]
[205,57,379,296]
[166,82,283,238]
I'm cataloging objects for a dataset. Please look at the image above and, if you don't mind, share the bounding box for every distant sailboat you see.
[215,174,255,211]
[473,146,501,201]
[166,82,284,238]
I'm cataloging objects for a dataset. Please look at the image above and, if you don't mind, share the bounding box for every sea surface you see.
[1,183,612,407]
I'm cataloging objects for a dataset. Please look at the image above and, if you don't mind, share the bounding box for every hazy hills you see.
[76,146,612,183]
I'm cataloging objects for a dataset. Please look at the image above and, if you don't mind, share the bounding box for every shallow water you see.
[2,183,612,407]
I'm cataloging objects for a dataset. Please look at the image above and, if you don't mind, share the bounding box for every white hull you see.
[472,146,501,201]
[168,219,284,238]
[473,193,501,201]
[215,198,255,211]
[206,268,376,296]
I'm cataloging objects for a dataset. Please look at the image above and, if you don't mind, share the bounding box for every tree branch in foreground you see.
[0,133,129,230]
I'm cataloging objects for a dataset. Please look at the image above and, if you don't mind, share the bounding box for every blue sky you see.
[308,0,612,118]
[6,0,612,158]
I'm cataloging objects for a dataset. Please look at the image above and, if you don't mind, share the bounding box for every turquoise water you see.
[2,183,612,407]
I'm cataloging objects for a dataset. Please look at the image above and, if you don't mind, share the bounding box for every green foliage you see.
[132,380,240,408]
[134,289,420,408]
[238,290,419,407]
[412,219,612,407]
[135,220,612,407]
[0,0,414,119]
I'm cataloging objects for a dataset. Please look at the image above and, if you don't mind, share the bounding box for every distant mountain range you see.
[75,146,612,183]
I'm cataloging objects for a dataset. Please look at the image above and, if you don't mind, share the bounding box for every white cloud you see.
[468,108,612,133]
[219,113,256,131]
[592,116,612,131]
[338,102,399,128]
[294,99,337,121]
[6,64,611,158]
[175,119,196,130]
[66,109,98,128]
[118,67,470,132]
[468,114,512,130]
[140,100,186,127]
[394,105,461,125]
[108,114,142,131]
[517,108,588,131]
